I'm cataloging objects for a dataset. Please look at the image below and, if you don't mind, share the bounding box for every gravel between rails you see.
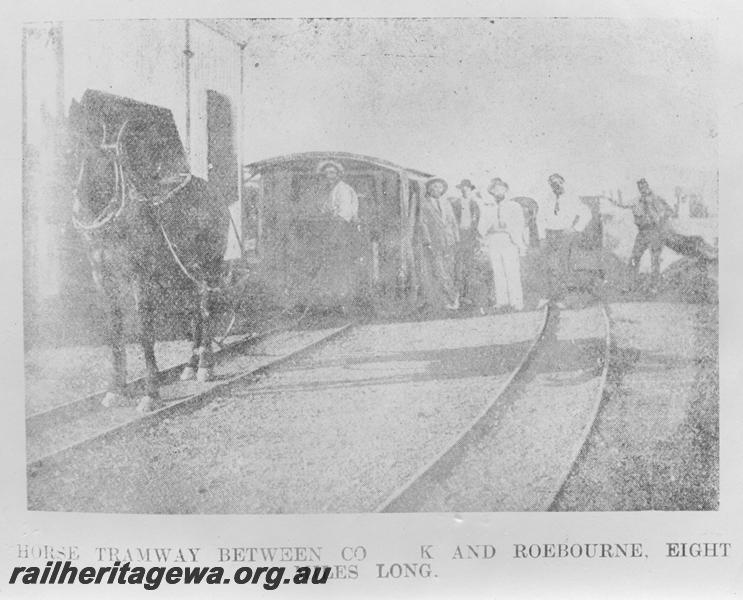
[27,311,544,514]
[385,305,607,512]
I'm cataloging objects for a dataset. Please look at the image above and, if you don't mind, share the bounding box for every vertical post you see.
[237,42,246,256]
[54,21,64,121]
[21,26,28,204]
[398,172,410,300]
[183,19,193,158]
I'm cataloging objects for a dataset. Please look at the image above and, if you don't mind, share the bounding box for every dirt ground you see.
[554,301,718,510]
[27,312,545,513]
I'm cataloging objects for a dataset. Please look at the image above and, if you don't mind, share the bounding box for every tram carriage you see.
[242,152,437,312]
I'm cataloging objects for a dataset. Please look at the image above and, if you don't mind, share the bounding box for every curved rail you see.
[546,302,612,510]
[375,304,552,512]
[26,326,280,427]
[27,323,354,468]
[377,301,612,513]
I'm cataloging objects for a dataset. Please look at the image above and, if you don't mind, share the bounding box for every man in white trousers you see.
[478,178,528,312]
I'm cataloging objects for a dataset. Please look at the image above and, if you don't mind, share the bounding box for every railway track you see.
[376,301,612,512]
[26,323,354,468]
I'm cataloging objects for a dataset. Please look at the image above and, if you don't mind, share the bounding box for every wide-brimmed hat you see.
[425,178,449,194]
[456,178,476,190]
[488,177,509,190]
[317,160,345,174]
[548,172,565,183]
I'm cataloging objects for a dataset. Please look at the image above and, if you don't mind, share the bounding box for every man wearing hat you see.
[317,160,359,223]
[536,173,592,308]
[418,178,460,311]
[478,177,528,311]
[450,179,482,306]
[605,178,675,291]
[311,160,363,309]
[629,178,676,290]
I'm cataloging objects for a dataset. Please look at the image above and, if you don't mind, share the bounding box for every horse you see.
[69,110,230,413]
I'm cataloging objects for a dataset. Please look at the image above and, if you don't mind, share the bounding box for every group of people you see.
[313,159,715,314]
[416,172,713,313]
[417,172,593,313]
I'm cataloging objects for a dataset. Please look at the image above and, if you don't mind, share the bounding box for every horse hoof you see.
[136,396,163,414]
[102,392,131,408]
[196,367,213,383]
[180,366,196,381]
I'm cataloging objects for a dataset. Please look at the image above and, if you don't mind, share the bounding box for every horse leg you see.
[180,302,202,381]
[101,303,131,408]
[196,288,216,383]
[94,253,130,408]
[135,280,163,413]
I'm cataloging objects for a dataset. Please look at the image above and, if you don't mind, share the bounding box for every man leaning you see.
[609,178,674,292]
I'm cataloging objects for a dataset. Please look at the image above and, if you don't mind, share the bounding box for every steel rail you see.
[27,323,354,470]
[375,304,552,513]
[376,301,612,513]
[545,302,612,510]
[26,327,280,428]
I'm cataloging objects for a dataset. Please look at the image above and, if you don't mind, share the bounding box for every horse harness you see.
[71,119,222,293]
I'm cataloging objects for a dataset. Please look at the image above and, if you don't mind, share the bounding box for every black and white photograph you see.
[3,2,741,597]
[21,15,719,514]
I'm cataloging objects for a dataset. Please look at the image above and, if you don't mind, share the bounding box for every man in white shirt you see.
[537,173,592,308]
[318,160,359,223]
[311,160,363,309]
[478,178,527,311]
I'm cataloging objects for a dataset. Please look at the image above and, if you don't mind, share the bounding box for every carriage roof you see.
[243,151,435,181]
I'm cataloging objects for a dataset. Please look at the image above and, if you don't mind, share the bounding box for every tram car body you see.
[242,153,609,313]
[242,152,435,312]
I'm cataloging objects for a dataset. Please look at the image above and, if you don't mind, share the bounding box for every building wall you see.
[63,20,187,147]
[62,19,242,179]
[23,19,243,344]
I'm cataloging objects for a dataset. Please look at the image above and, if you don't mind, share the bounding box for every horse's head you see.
[68,106,125,225]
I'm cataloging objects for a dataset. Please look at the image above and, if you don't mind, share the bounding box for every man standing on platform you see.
[418,178,460,311]
[314,160,362,310]
[318,160,359,223]
[537,173,592,309]
[478,178,527,312]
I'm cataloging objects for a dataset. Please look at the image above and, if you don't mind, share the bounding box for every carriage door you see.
[346,172,382,287]
[206,90,240,258]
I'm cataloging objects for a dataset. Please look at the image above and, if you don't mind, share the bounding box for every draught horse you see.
[69,111,230,413]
